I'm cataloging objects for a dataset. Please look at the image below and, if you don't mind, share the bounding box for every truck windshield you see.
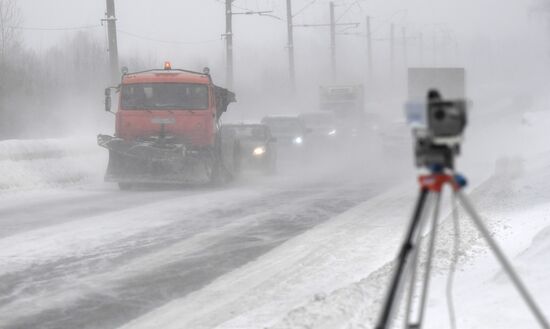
[121,83,209,110]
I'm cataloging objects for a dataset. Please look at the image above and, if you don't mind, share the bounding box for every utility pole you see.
[293,8,358,83]
[329,2,336,81]
[105,0,119,84]
[223,1,275,90]
[286,0,296,95]
[366,16,373,81]
[225,0,234,89]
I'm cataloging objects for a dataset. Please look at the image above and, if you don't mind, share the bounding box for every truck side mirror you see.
[104,88,112,112]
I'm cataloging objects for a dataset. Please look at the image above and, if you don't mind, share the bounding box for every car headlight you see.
[293,136,304,145]
[328,129,337,136]
[253,146,266,156]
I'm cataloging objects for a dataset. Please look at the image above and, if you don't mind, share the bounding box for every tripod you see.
[375,169,549,329]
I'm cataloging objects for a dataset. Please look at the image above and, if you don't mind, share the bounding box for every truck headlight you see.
[293,137,303,145]
[328,129,337,136]
[253,146,266,156]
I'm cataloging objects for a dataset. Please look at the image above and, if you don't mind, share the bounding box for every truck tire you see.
[213,130,242,184]
[209,161,223,186]
[207,142,224,186]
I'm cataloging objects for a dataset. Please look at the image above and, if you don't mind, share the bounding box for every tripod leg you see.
[456,191,550,329]
[412,192,442,328]
[375,188,430,329]
[404,193,434,327]
[446,191,461,329]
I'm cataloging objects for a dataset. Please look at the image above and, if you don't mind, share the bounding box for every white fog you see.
[1,1,549,329]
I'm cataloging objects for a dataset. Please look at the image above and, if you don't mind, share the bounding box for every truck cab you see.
[113,66,224,146]
[99,63,238,188]
[319,85,365,138]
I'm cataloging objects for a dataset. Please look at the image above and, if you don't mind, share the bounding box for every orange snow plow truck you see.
[98,63,240,189]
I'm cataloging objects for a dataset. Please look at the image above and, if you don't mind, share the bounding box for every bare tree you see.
[0,0,21,61]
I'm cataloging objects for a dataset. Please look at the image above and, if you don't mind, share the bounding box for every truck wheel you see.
[207,146,224,186]
[208,161,223,185]
[118,182,133,190]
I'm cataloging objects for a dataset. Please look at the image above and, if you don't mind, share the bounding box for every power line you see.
[117,29,221,45]
[369,10,408,35]
[214,0,273,15]
[293,0,319,18]
[232,10,282,20]
[7,24,101,31]
[336,1,358,22]
[232,1,263,12]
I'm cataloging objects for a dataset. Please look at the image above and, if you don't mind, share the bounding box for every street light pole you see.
[105,0,119,84]
[329,2,336,81]
[224,2,279,90]
[225,0,234,89]
[366,15,373,81]
[286,0,296,95]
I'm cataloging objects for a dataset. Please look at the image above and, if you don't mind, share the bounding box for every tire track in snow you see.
[0,179,381,329]
[0,189,203,238]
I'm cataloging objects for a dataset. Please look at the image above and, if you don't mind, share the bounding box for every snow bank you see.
[268,168,550,329]
[266,111,550,329]
[119,109,550,329]
[263,110,550,329]
[0,137,105,192]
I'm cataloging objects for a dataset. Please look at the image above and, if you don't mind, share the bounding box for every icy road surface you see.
[0,166,392,329]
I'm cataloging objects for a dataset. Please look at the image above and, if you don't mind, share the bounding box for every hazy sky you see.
[16,0,537,52]
[13,0,548,103]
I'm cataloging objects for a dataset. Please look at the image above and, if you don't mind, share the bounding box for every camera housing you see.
[406,90,468,169]
[428,99,467,139]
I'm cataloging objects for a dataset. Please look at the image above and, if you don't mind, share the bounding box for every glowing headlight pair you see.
[293,137,304,145]
[253,146,266,156]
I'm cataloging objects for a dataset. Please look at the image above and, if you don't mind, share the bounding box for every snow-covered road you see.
[0,151,392,329]
[2,99,548,329]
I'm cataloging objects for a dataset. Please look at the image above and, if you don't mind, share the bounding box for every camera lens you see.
[434,108,446,121]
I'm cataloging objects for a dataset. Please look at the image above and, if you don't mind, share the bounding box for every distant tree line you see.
[0,0,124,139]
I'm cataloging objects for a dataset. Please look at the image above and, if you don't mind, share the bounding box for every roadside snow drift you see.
[0,138,104,192]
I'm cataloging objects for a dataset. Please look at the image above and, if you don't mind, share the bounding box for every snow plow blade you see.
[97,134,214,184]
